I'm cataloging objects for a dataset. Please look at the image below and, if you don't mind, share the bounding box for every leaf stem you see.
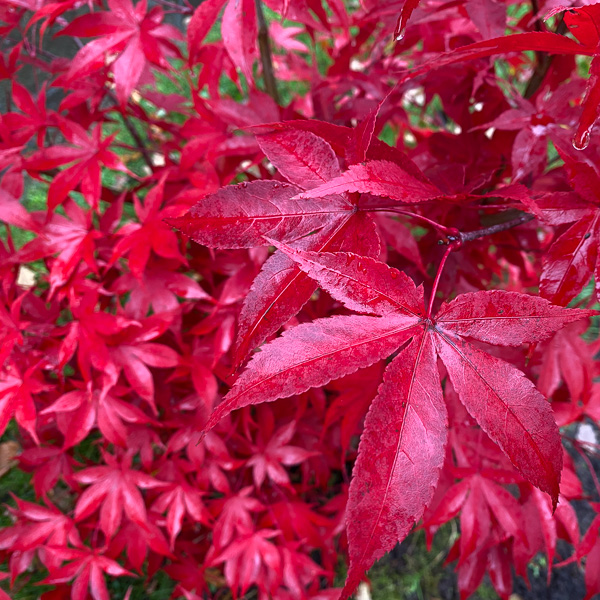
[368,207,452,236]
[427,245,453,318]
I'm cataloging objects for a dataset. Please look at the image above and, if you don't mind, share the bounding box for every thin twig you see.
[105,90,155,171]
[255,0,280,104]
[458,212,536,243]
[571,438,600,500]
[153,0,193,13]
[524,11,568,99]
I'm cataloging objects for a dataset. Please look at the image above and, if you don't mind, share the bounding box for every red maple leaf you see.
[150,460,211,548]
[110,175,187,278]
[210,486,264,550]
[167,124,438,363]
[202,243,593,596]
[3,82,55,147]
[25,120,126,210]
[60,293,179,412]
[477,79,585,180]
[40,384,156,449]
[0,360,52,444]
[57,0,183,105]
[244,421,318,489]
[42,546,132,600]
[73,450,168,539]
[10,197,101,296]
[4,497,81,572]
[398,5,600,150]
[18,445,79,497]
[528,147,600,305]
[210,529,282,598]
[109,517,173,571]
[111,259,213,319]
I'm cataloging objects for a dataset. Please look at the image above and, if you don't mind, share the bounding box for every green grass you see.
[333,524,506,600]
[108,570,178,600]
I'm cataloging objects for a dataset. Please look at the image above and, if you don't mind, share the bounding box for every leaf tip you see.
[163,216,185,230]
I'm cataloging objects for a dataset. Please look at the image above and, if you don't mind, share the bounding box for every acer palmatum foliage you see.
[2,0,600,599]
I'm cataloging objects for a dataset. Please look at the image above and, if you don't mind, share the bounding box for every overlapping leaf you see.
[168,127,392,364]
[57,0,183,104]
[203,244,592,596]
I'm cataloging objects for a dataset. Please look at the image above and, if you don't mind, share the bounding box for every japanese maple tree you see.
[3,0,600,598]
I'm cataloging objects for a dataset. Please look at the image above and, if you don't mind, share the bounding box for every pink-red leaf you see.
[343,332,447,597]
[256,130,341,190]
[222,0,257,83]
[233,211,380,364]
[540,214,599,306]
[296,160,441,203]
[434,331,562,507]
[205,314,421,432]
[167,181,350,248]
[435,290,594,346]
[188,0,227,63]
[269,244,423,317]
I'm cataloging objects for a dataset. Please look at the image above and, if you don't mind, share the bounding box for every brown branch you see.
[106,91,155,171]
[22,33,155,171]
[255,0,280,104]
[524,13,568,99]
[457,212,536,244]
[152,0,193,13]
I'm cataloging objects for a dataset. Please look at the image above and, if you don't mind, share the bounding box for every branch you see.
[29,31,156,171]
[106,90,155,171]
[367,206,534,246]
[456,212,536,244]
[255,0,280,104]
[524,10,568,99]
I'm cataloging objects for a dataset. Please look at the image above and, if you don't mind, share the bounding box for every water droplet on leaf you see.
[573,127,591,151]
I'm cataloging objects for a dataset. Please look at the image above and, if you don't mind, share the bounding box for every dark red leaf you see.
[435,331,562,507]
[167,180,351,248]
[296,160,441,203]
[343,332,447,596]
